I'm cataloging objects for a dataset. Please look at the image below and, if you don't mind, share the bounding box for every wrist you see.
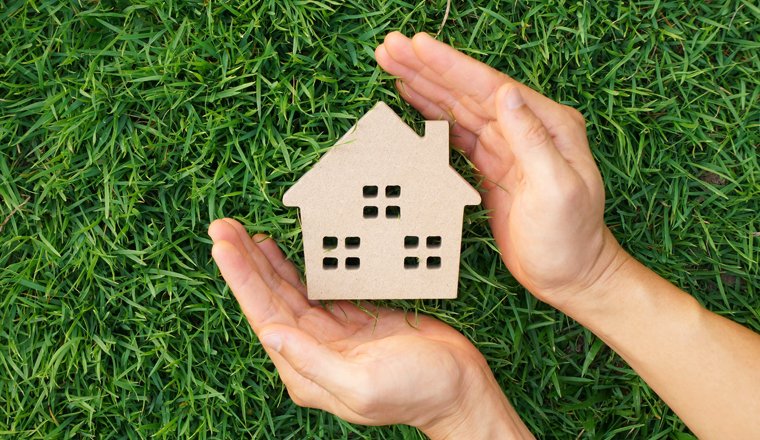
[418,367,534,440]
[553,231,702,346]
[544,227,633,318]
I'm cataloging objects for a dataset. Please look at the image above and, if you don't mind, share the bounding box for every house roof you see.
[283,101,481,208]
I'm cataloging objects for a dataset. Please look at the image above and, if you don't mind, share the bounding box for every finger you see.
[259,324,360,397]
[211,240,298,331]
[387,32,570,128]
[269,349,370,426]
[219,219,286,288]
[376,43,490,135]
[394,78,518,183]
[252,233,308,297]
[383,31,505,120]
[409,32,513,110]
[393,79,478,154]
[265,346,337,412]
[379,38,523,185]
[208,219,262,275]
[264,338,373,426]
[495,85,577,187]
[214,219,311,315]
[382,33,493,122]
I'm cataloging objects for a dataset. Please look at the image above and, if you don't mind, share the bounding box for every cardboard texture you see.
[283,101,481,300]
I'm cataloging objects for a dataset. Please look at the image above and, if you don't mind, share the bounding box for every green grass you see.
[1,0,759,438]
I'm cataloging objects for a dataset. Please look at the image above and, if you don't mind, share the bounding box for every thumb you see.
[259,325,356,394]
[496,85,573,185]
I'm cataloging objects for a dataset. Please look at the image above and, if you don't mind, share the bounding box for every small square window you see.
[363,186,378,198]
[345,237,360,249]
[345,257,360,270]
[385,185,401,198]
[386,206,400,219]
[363,206,378,218]
[323,257,338,270]
[404,236,419,249]
[404,257,419,269]
[427,256,441,269]
[323,236,338,250]
[426,236,441,249]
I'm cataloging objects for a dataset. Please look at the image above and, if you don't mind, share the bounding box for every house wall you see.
[300,177,468,299]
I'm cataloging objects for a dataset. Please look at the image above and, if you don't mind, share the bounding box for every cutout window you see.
[323,236,338,250]
[385,185,401,198]
[426,236,442,249]
[345,257,360,270]
[386,206,401,219]
[363,186,378,198]
[345,237,360,249]
[404,257,419,269]
[427,256,441,269]
[363,206,378,219]
[323,257,338,270]
[404,236,419,249]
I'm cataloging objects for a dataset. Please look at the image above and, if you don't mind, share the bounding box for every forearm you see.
[563,243,760,439]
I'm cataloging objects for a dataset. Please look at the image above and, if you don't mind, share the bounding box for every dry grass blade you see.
[436,0,452,38]
[0,196,30,233]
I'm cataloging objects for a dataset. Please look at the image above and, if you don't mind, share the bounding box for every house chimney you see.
[424,120,450,164]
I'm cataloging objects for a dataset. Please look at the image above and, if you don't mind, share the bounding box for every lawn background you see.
[1,0,759,439]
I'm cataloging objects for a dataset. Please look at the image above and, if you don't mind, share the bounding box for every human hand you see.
[208,218,533,439]
[375,32,627,312]
[376,33,760,440]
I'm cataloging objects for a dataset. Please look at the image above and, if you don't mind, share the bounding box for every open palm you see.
[208,218,496,429]
[376,32,614,302]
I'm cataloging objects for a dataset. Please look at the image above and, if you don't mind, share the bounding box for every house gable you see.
[283,101,480,209]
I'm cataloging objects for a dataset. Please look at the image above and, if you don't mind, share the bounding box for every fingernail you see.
[506,87,524,109]
[261,334,282,352]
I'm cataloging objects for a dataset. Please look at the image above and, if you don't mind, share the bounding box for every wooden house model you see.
[283,102,481,300]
